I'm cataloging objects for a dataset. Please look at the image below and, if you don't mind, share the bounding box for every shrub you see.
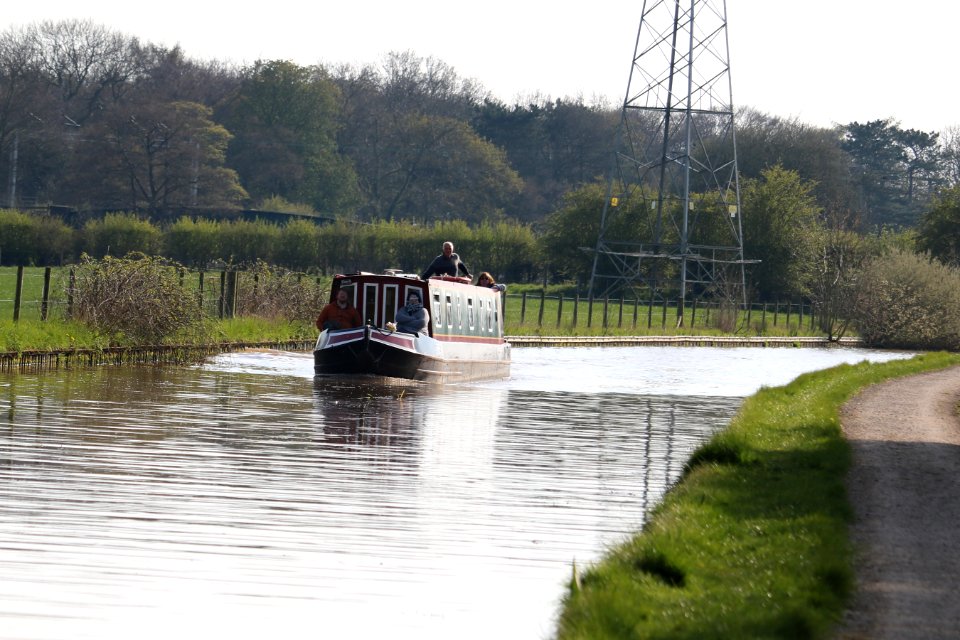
[0,210,40,265]
[235,261,328,321]
[165,217,222,267]
[69,254,204,344]
[0,210,77,266]
[81,212,162,258]
[853,249,960,350]
[219,219,280,265]
[275,219,321,270]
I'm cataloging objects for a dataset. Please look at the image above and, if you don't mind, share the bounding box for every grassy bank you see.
[556,351,960,639]
[0,317,316,354]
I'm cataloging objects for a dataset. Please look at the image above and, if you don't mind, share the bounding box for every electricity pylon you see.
[587,0,749,326]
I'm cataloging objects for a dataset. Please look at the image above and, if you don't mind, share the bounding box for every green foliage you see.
[275,219,322,270]
[0,210,75,265]
[69,254,205,344]
[164,217,222,267]
[842,119,943,228]
[853,249,960,350]
[557,352,960,640]
[916,184,960,267]
[541,181,655,284]
[224,60,360,213]
[219,219,281,265]
[80,212,163,258]
[741,165,822,299]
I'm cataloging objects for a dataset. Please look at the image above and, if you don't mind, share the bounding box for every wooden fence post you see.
[41,267,52,321]
[602,296,609,329]
[520,291,528,324]
[618,295,624,328]
[587,293,594,328]
[13,265,24,322]
[572,292,579,328]
[633,297,639,329]
[537,289,545,327]
[661,299,668,329]
[67,268,75,319]
[218,271,226,319]
[556,294,563,328]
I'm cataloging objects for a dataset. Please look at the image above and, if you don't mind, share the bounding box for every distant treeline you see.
[1,20,959,230]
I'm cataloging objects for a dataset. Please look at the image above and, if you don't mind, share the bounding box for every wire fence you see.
[2,265,819,335]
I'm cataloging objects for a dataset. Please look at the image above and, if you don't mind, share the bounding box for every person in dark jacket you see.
[420,241,470,280]
[394,290,429,335]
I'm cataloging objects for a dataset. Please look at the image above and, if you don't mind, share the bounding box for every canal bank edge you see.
[0,336,865,372]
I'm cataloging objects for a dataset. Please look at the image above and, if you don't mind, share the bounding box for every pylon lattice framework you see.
[588,0,749,318]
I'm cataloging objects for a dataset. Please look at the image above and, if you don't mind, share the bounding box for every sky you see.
[4,0,958,133]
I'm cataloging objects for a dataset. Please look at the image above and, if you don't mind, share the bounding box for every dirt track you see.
[834,365,960,639]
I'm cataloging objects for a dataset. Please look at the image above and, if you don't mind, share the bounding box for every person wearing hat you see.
[393,290,429,335]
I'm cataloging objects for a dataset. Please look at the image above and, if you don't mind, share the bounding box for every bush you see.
[0,210,76,265]
[81,212,162,258]
[69,254,205,344]
[165,217,222,267]
[853,249,960,350]
[235,261,328,321]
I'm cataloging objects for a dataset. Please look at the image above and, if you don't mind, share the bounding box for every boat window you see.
[492,299,499,336]
[445,294,453,329]
[467,297,474,331]
[384,285,398,324]
[364,283,377,325]
[432,291,442,327]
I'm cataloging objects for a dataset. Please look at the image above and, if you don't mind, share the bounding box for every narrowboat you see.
[313,271,510,383]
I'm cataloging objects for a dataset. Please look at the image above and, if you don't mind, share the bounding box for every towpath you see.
[835,365,960,639]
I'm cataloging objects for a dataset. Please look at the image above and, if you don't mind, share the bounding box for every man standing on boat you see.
[420,241,471,280]
[316,289,362,331]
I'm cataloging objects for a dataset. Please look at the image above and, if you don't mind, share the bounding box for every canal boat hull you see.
[313,272,510,383]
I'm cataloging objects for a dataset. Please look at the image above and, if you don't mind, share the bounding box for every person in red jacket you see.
[316,289,362,331]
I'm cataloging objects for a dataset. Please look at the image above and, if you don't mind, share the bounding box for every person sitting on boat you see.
[392,290,429,335]
[420,241,471,280]
[316,289,362,331]
[476,271,506,292]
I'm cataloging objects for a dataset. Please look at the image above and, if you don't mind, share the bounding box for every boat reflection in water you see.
[0,346,912,639]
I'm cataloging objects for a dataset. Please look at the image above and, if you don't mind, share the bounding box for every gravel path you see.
[834,365,960,639]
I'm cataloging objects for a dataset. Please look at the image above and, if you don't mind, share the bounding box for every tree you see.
[916,184,960,267]
[938,124,960,187]
[734,109,858,218]
[842,119,943,228]
[473,97,618,221]
[540,181,654,284]
[221,60,359,214]
[86,100,246,211]
[334,53,523,222]
[740,165,822,300]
